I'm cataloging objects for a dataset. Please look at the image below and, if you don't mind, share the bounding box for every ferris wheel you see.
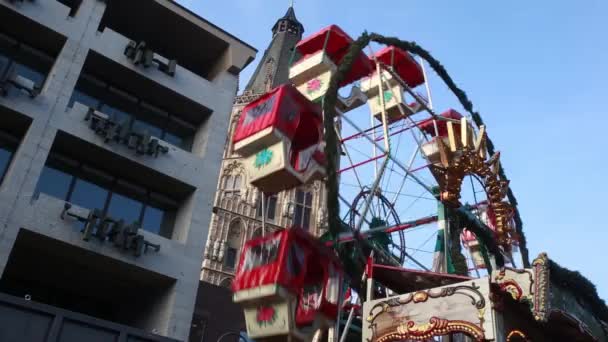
[325,40,515,276]
[230,24,523,342]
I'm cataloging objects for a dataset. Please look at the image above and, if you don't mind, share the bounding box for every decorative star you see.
[254,148,273,169]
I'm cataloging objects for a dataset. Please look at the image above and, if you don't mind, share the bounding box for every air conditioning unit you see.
[124,40,177,77]
[0,67,40,98]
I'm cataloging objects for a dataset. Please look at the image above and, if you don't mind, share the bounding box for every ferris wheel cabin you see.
[419,109,464,165]
[361,46,426,122]
[289,25,372,103]
[232,84,326,193]
[232,228,344,341]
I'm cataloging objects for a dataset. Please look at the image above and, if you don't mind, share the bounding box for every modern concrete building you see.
[201,6,330,287]
[0,1,255,341]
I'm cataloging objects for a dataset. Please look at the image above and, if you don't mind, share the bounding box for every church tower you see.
[201,6,328,287]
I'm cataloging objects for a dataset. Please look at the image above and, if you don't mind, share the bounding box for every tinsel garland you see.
[322,31,511,267]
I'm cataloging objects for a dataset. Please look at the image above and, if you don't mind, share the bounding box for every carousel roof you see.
[372,264,472,294]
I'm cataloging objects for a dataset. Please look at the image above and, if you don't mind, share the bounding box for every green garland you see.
[322,31,514,267]
[549,259,608,323]
[452,206,505,268]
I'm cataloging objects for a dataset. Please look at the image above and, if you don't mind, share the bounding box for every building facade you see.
[0,1,255,341]
[201,6,329,287]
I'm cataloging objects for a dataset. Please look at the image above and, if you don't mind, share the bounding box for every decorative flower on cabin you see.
[254,148,273,169]
[306,78,323,94]
[256,305,277,326]
[376,90,394,106]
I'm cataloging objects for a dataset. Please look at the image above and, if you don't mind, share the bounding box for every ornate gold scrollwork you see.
[374,317,485,342]
[430,121,515,249]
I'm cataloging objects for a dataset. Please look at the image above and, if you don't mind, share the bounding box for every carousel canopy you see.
[419,108,463,137]
[295,25,372,86]
[232,84,322,145]
[372,46,425,88]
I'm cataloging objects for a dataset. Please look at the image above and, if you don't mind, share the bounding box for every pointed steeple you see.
[243,6,304,94]
[272,6,304,36]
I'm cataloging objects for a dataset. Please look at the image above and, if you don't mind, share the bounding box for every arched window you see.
[225,220,242,270]
[223,174,242,197]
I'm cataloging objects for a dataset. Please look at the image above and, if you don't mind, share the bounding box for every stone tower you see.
[201,6,328,287]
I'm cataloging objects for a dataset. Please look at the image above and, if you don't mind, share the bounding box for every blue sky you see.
[180,0,608,299]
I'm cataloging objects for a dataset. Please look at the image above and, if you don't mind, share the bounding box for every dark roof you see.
[272,6,304,34]
[244,6,304,94]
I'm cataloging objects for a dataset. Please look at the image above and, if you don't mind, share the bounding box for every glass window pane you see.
[0,147,13,181]
[100,104,132,126]
[165,116,195,149]
[107,192,143,225]
[303,208,311,230]
[256,197,263,217]
[132,119,163,138]
[234,175,241,190]
[69,89,99,109]
[223,176,231,190]
[296,190,304,204]
[69,178,109,211]
[163,132,184,149]
[37,166,72,200]
[142,205,164,235]
[13,63,45,87]
[294,206,302,227]
[225,247,237,269]
[305,192,313,206]
[267,196,277,220]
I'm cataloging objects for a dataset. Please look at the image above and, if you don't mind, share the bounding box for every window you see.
[223,174,242,197]
[0,33,53,97]
[293,189,313,230]
[0,132,19,184]
[224,248,237,270]
[67,74,196,151]
[256,194,277,221]
[36,152,177,238]
[225,221,243,270]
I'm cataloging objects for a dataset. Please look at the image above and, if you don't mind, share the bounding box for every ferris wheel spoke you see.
[339,112,436,197]
[336,127,367,194]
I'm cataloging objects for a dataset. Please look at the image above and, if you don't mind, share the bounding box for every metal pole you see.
[332,279,344,342]
[353,62,392,233]
[390,133,422,205]
[419,56,434,110]
[261,192,266,236]
[339,307,356,342]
